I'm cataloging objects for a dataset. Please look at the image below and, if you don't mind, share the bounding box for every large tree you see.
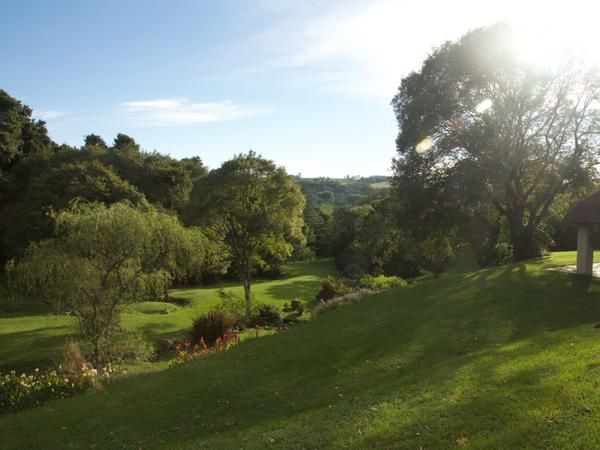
[392,24,600,261]
[192,152,305,316]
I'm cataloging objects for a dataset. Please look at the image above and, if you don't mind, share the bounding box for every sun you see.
[507,4,600,67]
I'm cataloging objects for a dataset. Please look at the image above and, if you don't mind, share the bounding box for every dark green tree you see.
[392,24,600,261]
[1,159,144,259]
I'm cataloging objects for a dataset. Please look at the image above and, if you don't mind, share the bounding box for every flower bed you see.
[168,330,241,368]
[0,363,117,414]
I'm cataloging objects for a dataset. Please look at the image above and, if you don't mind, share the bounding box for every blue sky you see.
[2,0,596,176]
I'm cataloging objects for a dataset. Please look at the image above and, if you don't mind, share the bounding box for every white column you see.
[576,224,594,275]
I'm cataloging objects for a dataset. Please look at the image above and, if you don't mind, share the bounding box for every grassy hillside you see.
[3,252,600,449]
[0,259,337,372]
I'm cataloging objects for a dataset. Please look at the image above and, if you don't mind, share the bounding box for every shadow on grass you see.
[3,258,600,448]
[0,325,75,372]
[263,279,322,303]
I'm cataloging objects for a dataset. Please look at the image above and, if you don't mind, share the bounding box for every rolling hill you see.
[2,252,600,449]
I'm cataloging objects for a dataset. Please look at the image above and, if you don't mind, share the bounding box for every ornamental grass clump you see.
[190,310,235,346]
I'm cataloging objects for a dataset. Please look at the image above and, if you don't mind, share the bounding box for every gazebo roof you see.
[564,192,600,225]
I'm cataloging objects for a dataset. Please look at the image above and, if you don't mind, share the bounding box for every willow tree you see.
[192,152,305,317]
[392,24,600,261]
[10,201,221,364]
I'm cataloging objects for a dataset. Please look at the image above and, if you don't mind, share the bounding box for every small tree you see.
[10,201,217,364]
[192,152,305,317]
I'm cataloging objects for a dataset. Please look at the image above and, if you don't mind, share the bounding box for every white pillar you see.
[576,224,593,275]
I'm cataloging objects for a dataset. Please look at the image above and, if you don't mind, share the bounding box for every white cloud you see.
[254,0,600,101]
[120,97,267,126]
[36,110,68,120]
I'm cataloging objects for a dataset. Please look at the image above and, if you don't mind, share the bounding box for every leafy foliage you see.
[189,310,235,346]
[9,202,221,363]
[248,304,283,328]
[190,152,305,316]
[315,276,353,302]
[358,274,407,290]
[392,24,600,262]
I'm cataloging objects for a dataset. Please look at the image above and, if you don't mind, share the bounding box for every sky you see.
[2,0,598,177]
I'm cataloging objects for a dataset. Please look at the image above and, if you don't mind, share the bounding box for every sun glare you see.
[416,137,433,154]
[475,99,492,114]
[508,5,600,67]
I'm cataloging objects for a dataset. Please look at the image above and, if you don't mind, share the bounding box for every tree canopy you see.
[10,201,225,363]
[392,24,600,261]
[190,152,305,316]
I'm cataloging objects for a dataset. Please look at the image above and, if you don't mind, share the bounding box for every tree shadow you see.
[0,325,75,372]
[263,279,322,303]
[4,258,600,448]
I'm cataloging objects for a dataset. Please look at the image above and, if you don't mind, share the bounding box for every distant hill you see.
[298,176,390,212]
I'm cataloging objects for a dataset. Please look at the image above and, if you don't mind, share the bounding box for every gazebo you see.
[564,192,600,275]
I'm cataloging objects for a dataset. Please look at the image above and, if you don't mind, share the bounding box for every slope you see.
[2,252,600,449]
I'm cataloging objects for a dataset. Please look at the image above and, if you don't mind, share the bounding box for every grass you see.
[0,258,337,372]
[3,251,600,448]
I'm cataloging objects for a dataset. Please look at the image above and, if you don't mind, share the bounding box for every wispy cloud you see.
[252,0,600,101]
[120,97,267,126]
[36,110,68,120]
[252,0,501,100]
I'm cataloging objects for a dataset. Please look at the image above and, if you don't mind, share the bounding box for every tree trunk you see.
[509,221,540,262]
[92,336,101,367]
[242,270,252,318]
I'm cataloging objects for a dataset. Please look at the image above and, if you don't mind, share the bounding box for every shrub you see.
[214,289,246,327]
[343,263,366,279]
[249,304,282,328]
[106,331,155,363]
[315,276,353,302]
[283,299,305,315]
[358,274,407,291]
[190,310,235,346]
[312,289,376,317]
[335,247,369,279]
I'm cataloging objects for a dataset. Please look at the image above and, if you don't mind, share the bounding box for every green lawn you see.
[0,258,337,372]
[3,252,600,448]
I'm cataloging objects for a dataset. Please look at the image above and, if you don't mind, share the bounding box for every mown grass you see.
[0,258,337,372]
[2,252,600,448]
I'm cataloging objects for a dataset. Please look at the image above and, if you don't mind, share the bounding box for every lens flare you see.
[415,137,433,154]
[475,99,493,113]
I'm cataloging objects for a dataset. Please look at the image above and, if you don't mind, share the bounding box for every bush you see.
[315,276,353,302]
[335,247,369,279]
[214,289,246,327]
[249,304,282,328]
[190,310,235,346]
[358,274,407,291]
[343,263,366,279]
[106,331,155,363]
[312,289,375,317]
[283,299,305,315]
